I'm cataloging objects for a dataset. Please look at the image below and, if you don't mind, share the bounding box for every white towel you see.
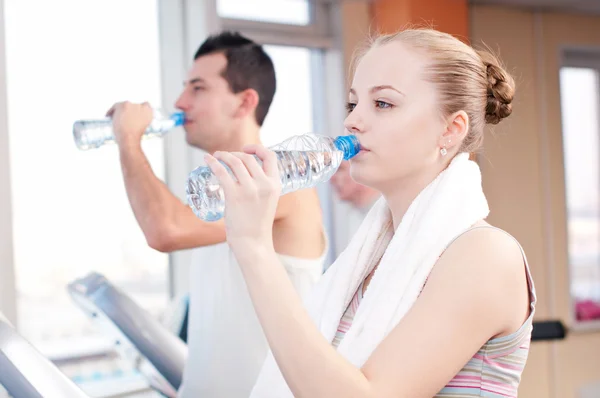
[249,153,490,397]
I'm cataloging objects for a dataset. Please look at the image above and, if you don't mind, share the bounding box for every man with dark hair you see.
[194,31,275,127]
[107,31,327,397]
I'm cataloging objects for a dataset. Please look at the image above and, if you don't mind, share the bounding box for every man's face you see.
[175,53,241,152]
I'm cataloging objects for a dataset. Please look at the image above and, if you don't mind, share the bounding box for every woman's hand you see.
[205,144,281,258]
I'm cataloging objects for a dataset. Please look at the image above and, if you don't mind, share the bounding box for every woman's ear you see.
[438,110,469,151]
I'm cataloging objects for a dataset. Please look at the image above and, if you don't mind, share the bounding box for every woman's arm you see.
[238,227,527,398]
[206,148,529,398]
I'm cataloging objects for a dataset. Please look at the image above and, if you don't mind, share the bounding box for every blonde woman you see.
[205,28,535,398]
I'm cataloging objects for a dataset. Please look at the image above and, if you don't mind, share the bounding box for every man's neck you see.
[222,123,262,152]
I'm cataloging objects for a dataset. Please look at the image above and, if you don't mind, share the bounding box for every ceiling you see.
[469,0,600,14]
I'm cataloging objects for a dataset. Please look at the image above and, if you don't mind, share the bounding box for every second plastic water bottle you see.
[186,133,360,221]
[73,109,185,150]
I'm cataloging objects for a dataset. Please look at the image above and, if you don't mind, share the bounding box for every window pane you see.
[5,0,169,358]
[217,0,311,25]
[560,66,600,322]
[261,45,315,146]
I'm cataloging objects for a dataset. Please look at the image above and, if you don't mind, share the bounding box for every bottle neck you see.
[334,135,360,160]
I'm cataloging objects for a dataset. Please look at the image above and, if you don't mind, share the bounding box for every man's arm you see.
[109,102,299,253]
[119,142,226,252]
[108,101,226,252]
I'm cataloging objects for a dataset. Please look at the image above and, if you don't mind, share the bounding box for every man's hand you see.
[106,101,153,149]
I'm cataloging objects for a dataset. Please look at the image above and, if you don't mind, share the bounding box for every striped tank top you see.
[331,225,537,397]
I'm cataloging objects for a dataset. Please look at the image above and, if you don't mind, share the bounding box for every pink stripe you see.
[482,382,514,393]
[449,375,482,382]
[482,385,515,396]
[483,358,523,371]
[446,383,481,389]
[482,379,515,387]
[481,380,516,395]
[446,380,481,387]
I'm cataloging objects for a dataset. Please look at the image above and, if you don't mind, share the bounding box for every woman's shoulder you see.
[431,220,531,335]
[442,220,526,281]
[449,221,523,253]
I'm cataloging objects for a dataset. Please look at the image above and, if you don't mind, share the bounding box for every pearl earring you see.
[440,147,448,156]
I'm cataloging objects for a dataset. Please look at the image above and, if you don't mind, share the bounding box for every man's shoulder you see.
[276,187,323,221]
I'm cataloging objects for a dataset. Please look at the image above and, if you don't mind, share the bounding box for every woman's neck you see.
[382,161,450,230]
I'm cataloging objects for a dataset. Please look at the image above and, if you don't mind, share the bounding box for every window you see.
[218,0,343,266]
[5,0,169,358]
[261,45,316,146]
[217,0,311,25]
[560,64,600,323]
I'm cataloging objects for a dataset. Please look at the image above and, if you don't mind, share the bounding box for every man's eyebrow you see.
[185,77,206,85]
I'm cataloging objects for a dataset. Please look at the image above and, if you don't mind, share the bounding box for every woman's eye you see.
[375,100,392,109]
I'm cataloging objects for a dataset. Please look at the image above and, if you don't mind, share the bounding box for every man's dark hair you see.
[195,31,276,126]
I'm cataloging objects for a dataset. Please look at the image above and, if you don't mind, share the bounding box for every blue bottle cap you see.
[334,135,360,160]
[170,112,186,126]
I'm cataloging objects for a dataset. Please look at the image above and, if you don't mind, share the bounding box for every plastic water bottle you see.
[72,110,185,150]
[186,133,360,221]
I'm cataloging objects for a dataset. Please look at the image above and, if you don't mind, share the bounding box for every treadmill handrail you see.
[68,272,188,391]
[0,315,90,398]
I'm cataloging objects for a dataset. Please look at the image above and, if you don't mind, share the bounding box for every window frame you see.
[0,0,190,385]
[217,0,346,266]
[0,0,17,327]
[0,0,347,379]
[218,0,332,39]
[560,46,600,332]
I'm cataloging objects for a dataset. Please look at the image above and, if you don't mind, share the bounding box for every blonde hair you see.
[355,28,515,153]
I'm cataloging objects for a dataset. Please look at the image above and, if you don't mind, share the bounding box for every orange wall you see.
[371,0,469,39]
[340,0,470,87]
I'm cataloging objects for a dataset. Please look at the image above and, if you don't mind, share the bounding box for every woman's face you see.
[344,41,450,193]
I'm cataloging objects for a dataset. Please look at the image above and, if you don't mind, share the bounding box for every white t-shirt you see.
[178,241,326,398]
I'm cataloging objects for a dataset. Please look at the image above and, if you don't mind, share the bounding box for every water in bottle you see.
[73,110,185,150]
[186,133,360,221]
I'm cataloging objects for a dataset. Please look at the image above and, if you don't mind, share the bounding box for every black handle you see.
[531,320,567,341]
